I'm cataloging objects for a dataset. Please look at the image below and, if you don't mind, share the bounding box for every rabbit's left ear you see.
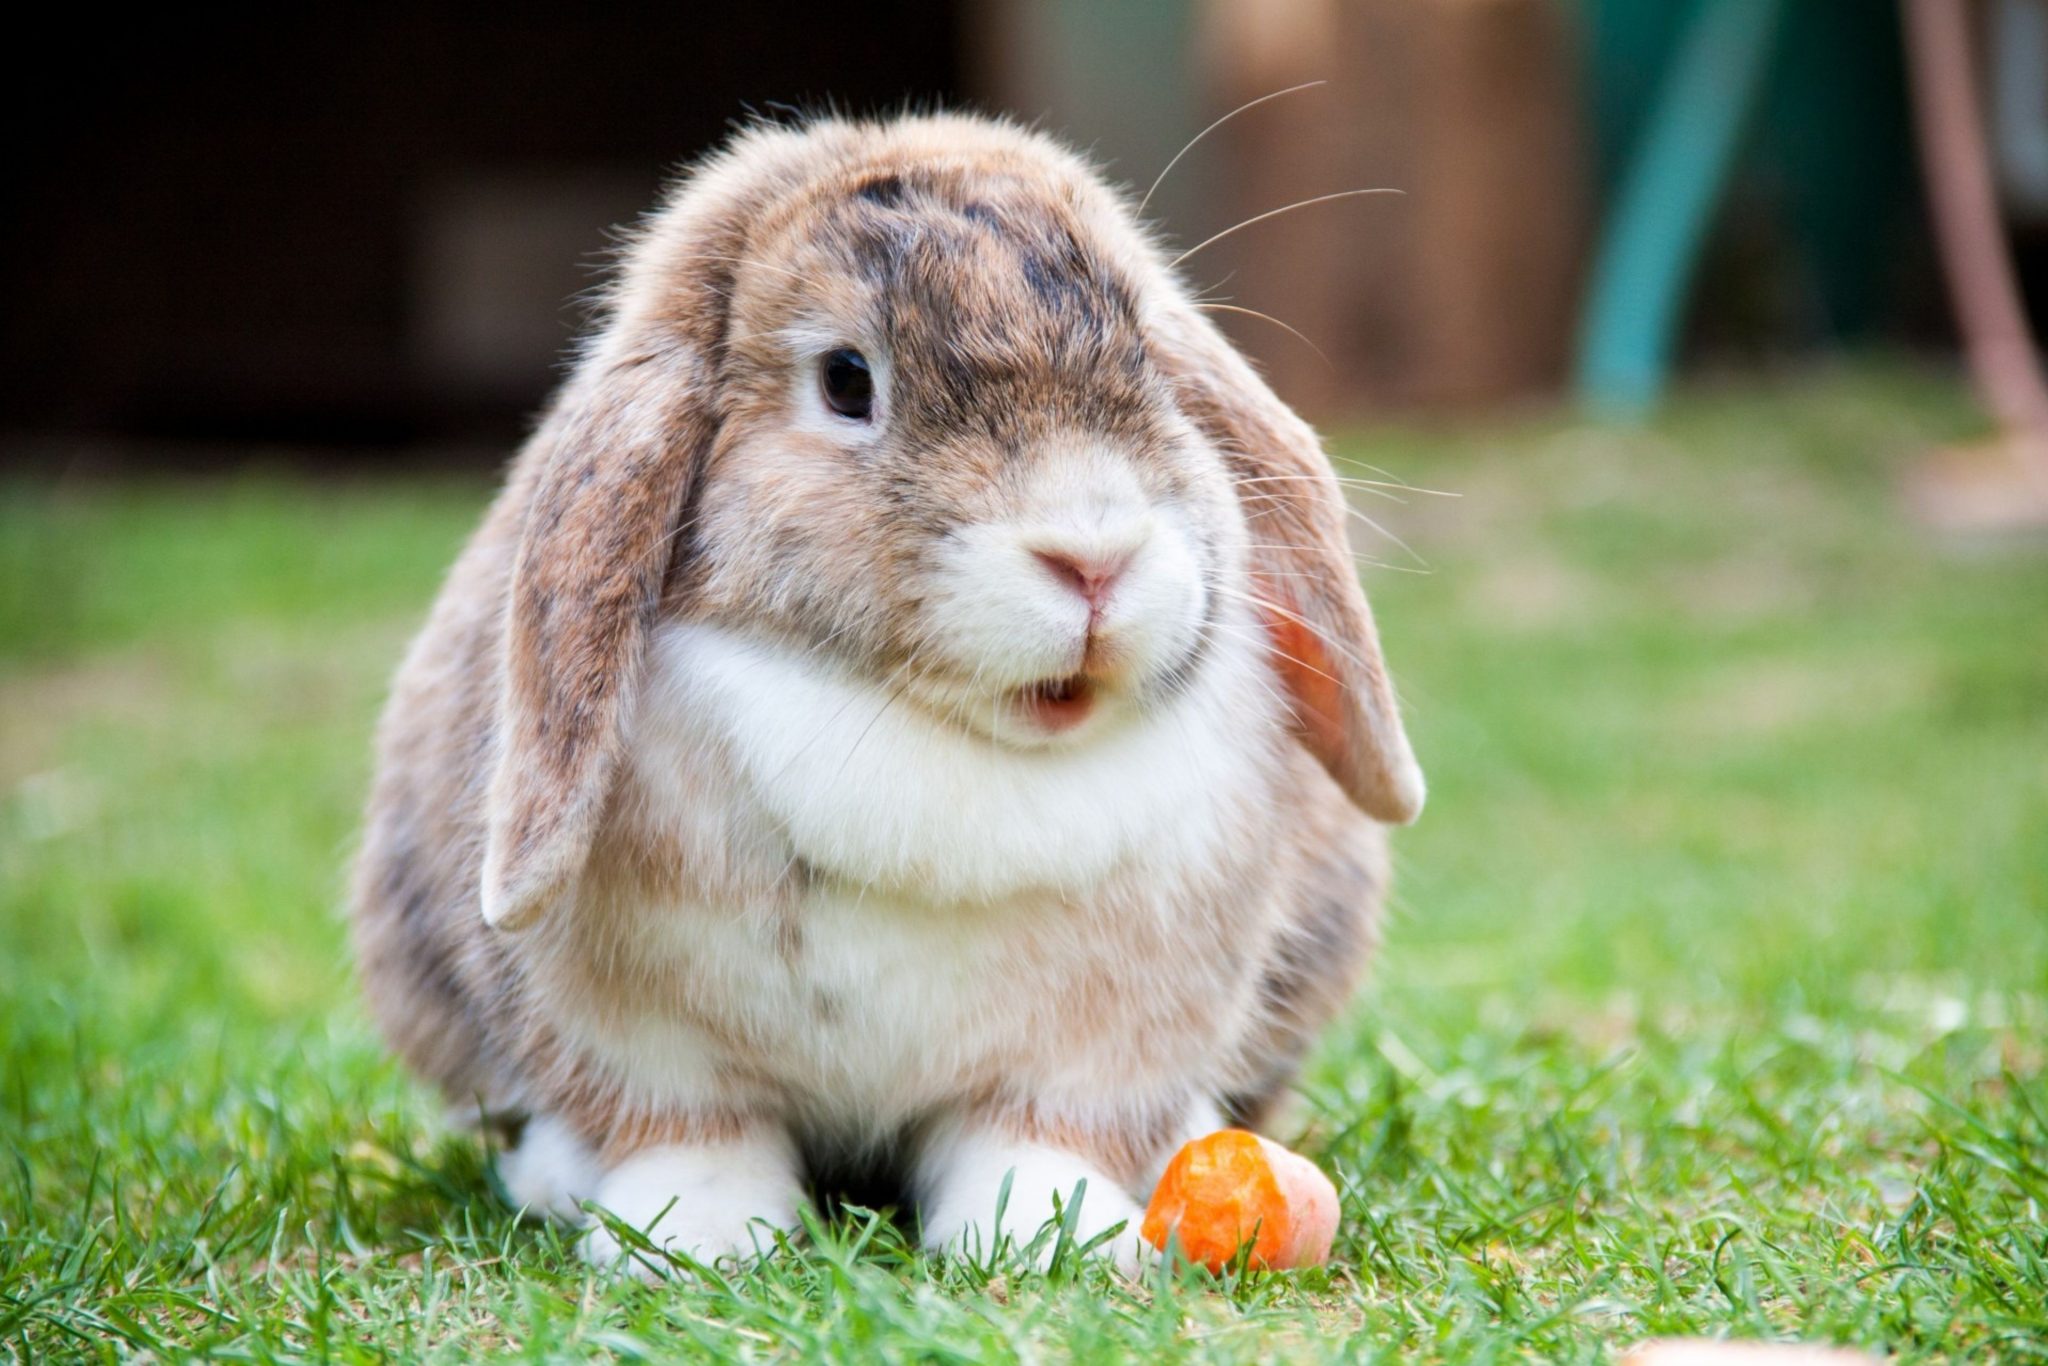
[479,336,718,931]
[1152,308,1426,825]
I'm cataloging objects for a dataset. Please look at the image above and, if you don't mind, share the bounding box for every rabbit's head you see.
[481,114,1423,930]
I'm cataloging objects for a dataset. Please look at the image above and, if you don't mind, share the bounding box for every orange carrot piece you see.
[1141,1129,1339,1272]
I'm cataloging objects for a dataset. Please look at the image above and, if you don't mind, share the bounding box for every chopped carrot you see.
[1141,1129,1339,1272]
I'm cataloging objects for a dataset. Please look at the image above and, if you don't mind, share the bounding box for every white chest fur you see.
[642,619,1280,900]
[531,615,1290,1133]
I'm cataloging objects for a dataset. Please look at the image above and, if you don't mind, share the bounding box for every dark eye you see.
[820,348,874,420]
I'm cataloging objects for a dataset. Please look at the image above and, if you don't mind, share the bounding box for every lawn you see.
[3,367,2045,1363]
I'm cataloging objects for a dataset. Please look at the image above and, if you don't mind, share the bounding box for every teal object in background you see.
[1574,0,1917,415]
[1575,0,1786,415]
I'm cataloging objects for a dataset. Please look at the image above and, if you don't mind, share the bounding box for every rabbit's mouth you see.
[1015,673,1097,733]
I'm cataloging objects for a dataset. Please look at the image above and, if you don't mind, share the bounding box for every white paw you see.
[579,1133,805,1280]
[496,1114,600,1222]
[918,1132,1147,1276]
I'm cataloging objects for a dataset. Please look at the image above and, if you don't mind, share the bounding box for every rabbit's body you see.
[352,112,1417,1274]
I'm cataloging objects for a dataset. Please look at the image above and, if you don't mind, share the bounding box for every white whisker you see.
[1195,303,1331,368]
[1137,80,1328,219]
[1229,472,1460,499]
[1205,615,1346,691]
[1171,189,1404,270]
[1207,584,1372,676]
[1240,500,1431,570]
[1237,541,1429,574]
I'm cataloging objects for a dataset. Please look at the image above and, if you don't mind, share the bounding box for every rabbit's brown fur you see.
[351,112,1420,1272]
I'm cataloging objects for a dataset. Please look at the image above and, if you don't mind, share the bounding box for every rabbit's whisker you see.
[1170,189,1404,270]
[1206,615,1346,692]
[1209,583,1380,677]
[1237,541,1427,573]
[1195,303,1331,368]
[1241,499,1431,569]
[1229,472,1460,499]
[829,661,918,787]
[1137,80,1328,219]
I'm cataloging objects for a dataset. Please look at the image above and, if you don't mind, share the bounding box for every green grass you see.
[4,366,2046,1362]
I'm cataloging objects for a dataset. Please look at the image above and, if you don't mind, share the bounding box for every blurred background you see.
[5,0,2044,465]
[4,7,2047,1355]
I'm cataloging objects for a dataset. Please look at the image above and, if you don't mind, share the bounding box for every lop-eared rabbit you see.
[351,112,1423,1275]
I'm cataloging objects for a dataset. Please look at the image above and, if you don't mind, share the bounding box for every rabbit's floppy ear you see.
[478,340,715,930]
[476,181,752,930]
[1155,312,1425,824]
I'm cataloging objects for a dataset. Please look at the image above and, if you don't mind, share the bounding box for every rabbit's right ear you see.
[473,154,770,930]
[478,338,717,931]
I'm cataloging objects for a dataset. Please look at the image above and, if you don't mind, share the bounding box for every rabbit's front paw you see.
[918,1131,1147,1276]
[579,1133,804,1280]
[496,1113,599,1222]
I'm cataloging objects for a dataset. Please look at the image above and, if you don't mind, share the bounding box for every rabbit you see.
[349,110,1424,1277]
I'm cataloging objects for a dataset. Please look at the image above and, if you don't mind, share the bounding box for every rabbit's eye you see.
[820,348,874,421]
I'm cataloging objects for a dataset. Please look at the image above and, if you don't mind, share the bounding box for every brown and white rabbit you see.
[350,112,1423,1275]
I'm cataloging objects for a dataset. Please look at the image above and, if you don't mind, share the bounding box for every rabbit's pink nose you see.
[1032,547,1132,612]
